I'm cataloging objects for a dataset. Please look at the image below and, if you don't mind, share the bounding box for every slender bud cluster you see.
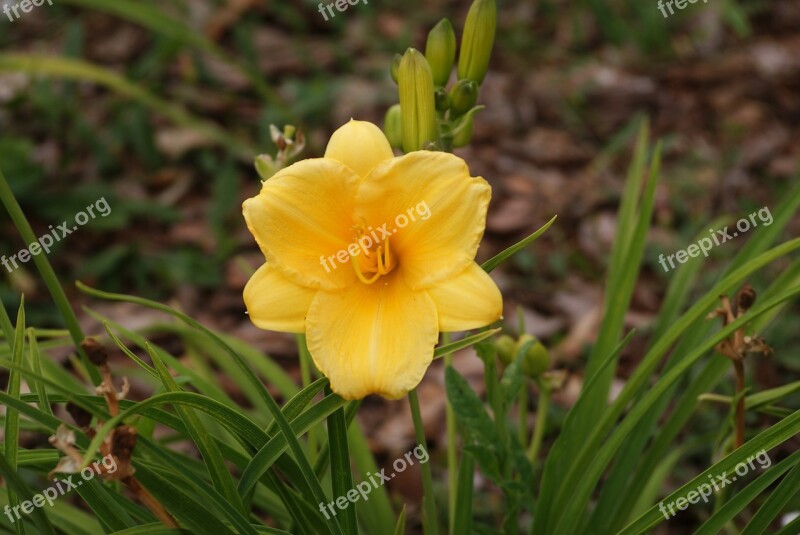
[384,0,497,152]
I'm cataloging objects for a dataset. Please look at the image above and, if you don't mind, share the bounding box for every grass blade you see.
[325,385,357,534]
[481,215,557,273]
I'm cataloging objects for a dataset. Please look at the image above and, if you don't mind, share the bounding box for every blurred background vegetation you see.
[2,0,800,532]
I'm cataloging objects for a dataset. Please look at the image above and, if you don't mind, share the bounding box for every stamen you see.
[377,245,387,275]
[351,254,380,284]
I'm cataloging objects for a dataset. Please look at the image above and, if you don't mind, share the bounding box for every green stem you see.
[518,382,529,447]
[0,166,99,385]
[409,388,439,535]
[442,333,457,533]
[527,380,551,464]
[295,334,317,460]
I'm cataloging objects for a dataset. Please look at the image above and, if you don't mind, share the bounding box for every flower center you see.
[350,226,396,284]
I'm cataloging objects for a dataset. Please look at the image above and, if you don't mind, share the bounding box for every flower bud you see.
[398,48,438,152]
[434,88,450,112]
[516,334,550,378]
[383,104,403,149]
[425,18,456,87]
[495,334,516,365]
[390,53,402,84]
[255,154,278,181]
[457,0,496,84]
[449,79,478,117]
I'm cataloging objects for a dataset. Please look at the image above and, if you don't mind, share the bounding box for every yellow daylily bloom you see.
[243,119,502,400]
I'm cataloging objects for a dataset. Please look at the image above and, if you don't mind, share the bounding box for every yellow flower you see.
[243,120,502,400]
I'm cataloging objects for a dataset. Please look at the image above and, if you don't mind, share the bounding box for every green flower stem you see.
[0,166,100,385]
[518,381,529,447]
[409,388,439,535]
[527,379,551,464]
[296,333,318,460]
[442,332,458,532]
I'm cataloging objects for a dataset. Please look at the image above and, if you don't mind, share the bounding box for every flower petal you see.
[306,274,438,400]
[244,263,316,333]
[243,158,360,290]
[324,120,395,180]
[429,262,502,331]
[355,151,491,290]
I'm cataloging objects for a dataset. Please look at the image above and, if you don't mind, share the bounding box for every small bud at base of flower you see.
[383,104,403,149]
[495,334,516,365]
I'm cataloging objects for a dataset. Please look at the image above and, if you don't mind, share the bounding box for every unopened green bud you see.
[398,48,438,153]
[435,88,450,111]
[449,79,478,117]
[383,104,402,149]
[495,335,516,365]
[390,53,402,84]
[255,154,278,181]
[450,105,483,148]
[458,0,496,84]
[516,335,550,378]
[425,18,456,87]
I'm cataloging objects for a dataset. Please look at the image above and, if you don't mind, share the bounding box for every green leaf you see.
[132,465,239,534]
[237,393,346,500]
[746,381,800,410]
[434,329,501,359]
[76,282,341,535]
[481,215,557,273]
[343,412,396,533]
[741,454,800,535]
[326,385,357,535]
[623,421,800,535]
[3,300,27,535]
[144,344,245,512]
[544,239,800,533]
[0,452,55,535]
[393,506,407,535]
[26,329,52,416]
[587,287,800,534]
[693,449,800,535]
[445,366,498,448]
